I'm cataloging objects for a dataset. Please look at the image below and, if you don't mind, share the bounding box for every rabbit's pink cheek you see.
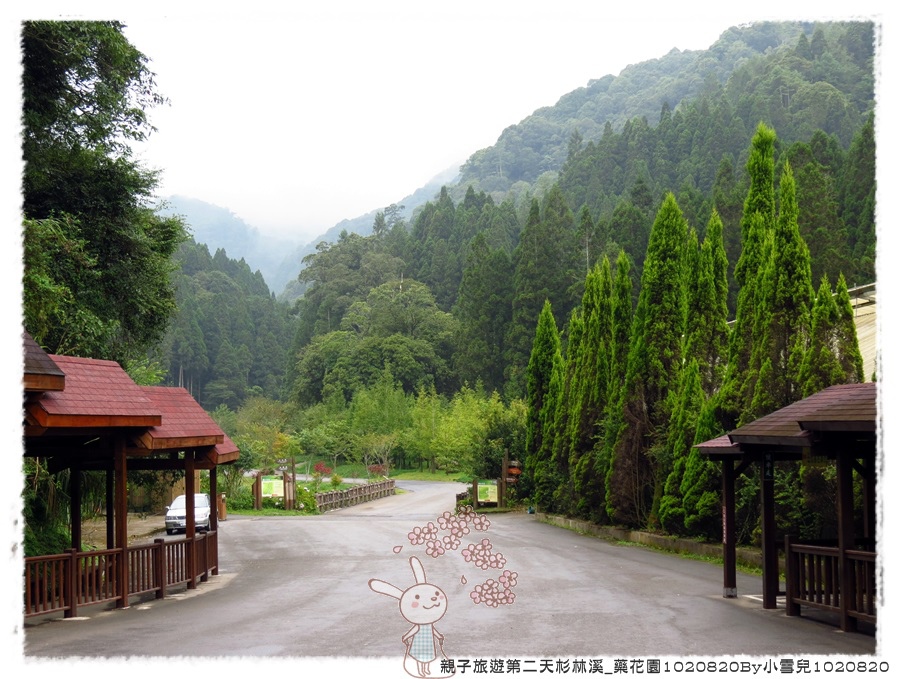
[411,602,419,608]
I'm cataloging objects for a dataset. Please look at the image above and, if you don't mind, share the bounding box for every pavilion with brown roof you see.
[22,332,238,618]
[695,382,877,633]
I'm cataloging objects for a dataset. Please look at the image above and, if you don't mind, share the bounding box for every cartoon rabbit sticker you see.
[369,556,454,677]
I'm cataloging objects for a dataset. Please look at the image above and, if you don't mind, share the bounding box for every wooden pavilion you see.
[23,332,238,618]
[696,382,877,632]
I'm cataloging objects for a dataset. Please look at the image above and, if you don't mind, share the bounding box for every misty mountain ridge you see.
[161,20,855,300]
[159,163,460,298]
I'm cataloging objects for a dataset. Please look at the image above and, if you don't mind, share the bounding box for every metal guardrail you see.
[24,531,217,619]
[315,479,395,512]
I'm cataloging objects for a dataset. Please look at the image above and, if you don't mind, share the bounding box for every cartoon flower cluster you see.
[461,537,507,570]
[401,505,519,607]
[469,571,518,607]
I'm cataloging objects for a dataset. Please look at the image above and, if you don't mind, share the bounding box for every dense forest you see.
[22,20,876,551]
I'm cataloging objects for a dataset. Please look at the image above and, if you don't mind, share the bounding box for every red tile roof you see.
[28,355,161,428]
[135,386,224,451]
[206,434,240,466]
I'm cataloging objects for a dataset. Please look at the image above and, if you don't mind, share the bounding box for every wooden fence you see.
[784,536,877,630]
[315,480,395,512]
[24,531,217,619]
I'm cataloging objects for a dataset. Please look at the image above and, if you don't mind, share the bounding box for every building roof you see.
[696,382,877,458]
[23,332,65,392]
[27,354,162,430]
[134,386,224,451]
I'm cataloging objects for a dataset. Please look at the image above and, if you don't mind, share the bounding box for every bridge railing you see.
[315,479,395,513]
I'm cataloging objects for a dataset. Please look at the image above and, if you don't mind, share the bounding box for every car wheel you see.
[166,528,174,535]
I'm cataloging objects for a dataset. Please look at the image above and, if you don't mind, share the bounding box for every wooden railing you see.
[24,531,217,619]
[784,536,876,631]
[315,479,395,512]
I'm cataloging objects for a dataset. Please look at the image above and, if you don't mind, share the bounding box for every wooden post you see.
[154,539,167,599]
[836,452,857,632]
[66,548,78,618]
[472,478,478,510]
[760,453,778,609]
[70,461,82,551]
[209,466,218,531]
[500,449,509,509]
[106,466,114,549]
[185,453,197,589]
[784,535,800,616]
[114,437,129,608]
[254,472,262,510]
[721,458,737,598]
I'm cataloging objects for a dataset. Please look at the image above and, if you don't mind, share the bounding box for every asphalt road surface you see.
[20,481,880,674]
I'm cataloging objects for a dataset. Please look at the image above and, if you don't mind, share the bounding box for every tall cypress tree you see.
[607,194,689,528]
[747,161,814,420]
[568,259,613,518]
[657,359,706,535]
[718,123,777,429]
[523,300,563,509]
[685,210,731,396]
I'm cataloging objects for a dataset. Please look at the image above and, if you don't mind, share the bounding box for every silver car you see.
[165,493,211,534]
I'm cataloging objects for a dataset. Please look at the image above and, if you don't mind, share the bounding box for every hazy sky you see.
[91,1,889,246]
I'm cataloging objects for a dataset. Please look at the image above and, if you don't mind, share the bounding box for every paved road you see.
[21,481,878,669]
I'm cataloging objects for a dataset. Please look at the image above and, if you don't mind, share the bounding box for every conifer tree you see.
[833,273,865,383]
[680,397,726,538]
[746,161,814,419]
[592,251,633,523]
[506,190,579,397]
[685,211,731,396]
[718,123,777,428]
[607,194,689,527]
[568,259,614,518]
[523,301,563,509]
[658,359,705,534]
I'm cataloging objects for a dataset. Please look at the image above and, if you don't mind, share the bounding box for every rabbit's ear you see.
[369,578,403,599]
[409,556,427,584]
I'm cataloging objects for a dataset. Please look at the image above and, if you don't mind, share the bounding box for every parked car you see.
[165,493,211,534]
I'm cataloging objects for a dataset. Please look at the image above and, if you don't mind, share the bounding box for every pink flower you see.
[425,540,445,558]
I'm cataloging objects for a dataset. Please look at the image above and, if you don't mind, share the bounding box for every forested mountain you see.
[157,196,303,295]
[456,21,873,199]
[156,240,296,409]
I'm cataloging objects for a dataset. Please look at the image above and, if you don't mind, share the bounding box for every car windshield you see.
[170,494,209,509]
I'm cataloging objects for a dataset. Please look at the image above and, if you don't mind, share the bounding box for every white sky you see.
[2,0,899,675]
[8,0,888,245]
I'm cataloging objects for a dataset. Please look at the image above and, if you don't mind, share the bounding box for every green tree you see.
[22,21,186,363]
[607,194,689,528]
[453,233,514,394]
[522,301,562,507]
[657,359,706,534]
[718,123,777,428]
[684,210,731,396]
[747,161,814,418]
